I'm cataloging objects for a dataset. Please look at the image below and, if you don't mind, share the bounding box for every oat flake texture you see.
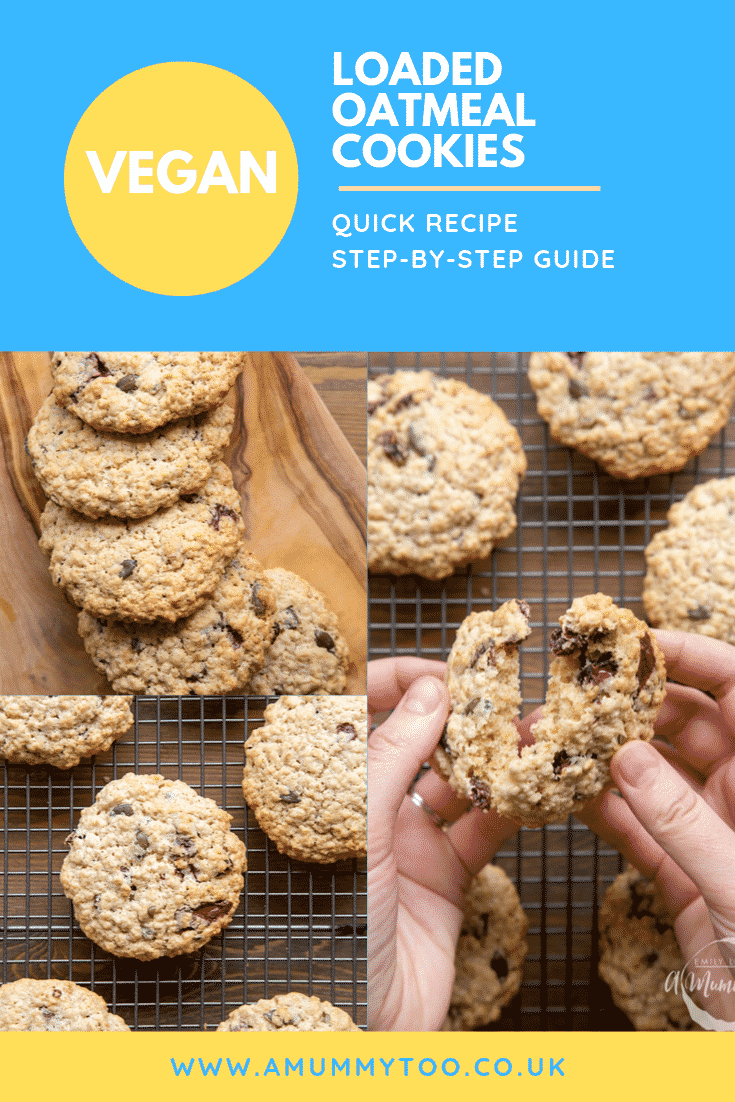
[52,351,244,434]
[217,992,359,1031]
[242,696,367,864]
[529,351,735,479]
[78,555,276,695]
[60,773,246,961]
[0,695,132,769]
[643,475,735,643]
[28,394,234,519]
[246,567,349,695]
[437,594,666,827]
[0,979,129,1031]
[368,370,526,578]
[39,461,244,622]
[442,865,528,1031]
[598,867,699,1030]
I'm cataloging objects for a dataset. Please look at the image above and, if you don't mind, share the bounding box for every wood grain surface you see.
[0,351,366,694]
[298,355,367,465]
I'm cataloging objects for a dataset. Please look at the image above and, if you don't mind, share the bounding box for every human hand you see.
[368,657,519,1031]
[572,630,735,1024]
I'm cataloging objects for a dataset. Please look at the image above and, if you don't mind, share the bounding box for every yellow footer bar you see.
[0,1030,723,1102]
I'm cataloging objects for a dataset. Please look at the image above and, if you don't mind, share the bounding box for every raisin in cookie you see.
[78,556,275,695]
[528,351,735,479]
[643,476,735,642]
[246,568,349,695]
[436,595,666,827]
[368,370,526,579]
[51,351,244,434]
[27,394,233,519]
[242,696,367,864]
[0,695,132,769]
[599,867,698,1030]
[39,462,244,622]
[442,864,528,1030]
[0,980,129,1031]
[217,993,358,1032]
[61,773,246,960]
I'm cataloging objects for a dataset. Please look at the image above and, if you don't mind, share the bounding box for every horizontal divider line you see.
[338,184,601,192]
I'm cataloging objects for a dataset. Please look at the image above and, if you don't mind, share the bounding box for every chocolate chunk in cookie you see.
[438,594,666,827]
[529,351,735,479]
[369,370,526,578]
[60,773,246,960]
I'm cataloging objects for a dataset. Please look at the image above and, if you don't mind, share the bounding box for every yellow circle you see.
[64,62,298,296]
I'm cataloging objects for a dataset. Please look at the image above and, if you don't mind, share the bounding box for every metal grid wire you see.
[368,350,735,1030]
[1,696,367,1030]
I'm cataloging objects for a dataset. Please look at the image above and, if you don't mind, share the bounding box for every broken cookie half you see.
[434,594,666,828]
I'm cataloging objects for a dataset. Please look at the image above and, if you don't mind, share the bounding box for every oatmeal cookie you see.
[27,394,233,519]
[528,351,735,479]
[0,695,132,769]
[242,696,367,864]
[78,556,276,695]
[246,568,349,695]
[442,864,528,1030]
[599,867,698,1030]
[51,351,244,434]
[436,595,666,827]
[0,979,129,1031]
[434,598,532,809]
[368,370,526,578]
[643,476,735,642]
[60,773,246,960]
[217,992,358,1031]
[39,462,244,622]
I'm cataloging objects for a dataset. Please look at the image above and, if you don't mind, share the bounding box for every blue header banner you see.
[2,0,732,348]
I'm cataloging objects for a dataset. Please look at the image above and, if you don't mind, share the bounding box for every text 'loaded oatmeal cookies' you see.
[78,556,276,695]
[0,695,132,769]
[246,567,349,695]
[599,867,699,1031]
[436,595,666,827]
[643,476,735,643]
[51,351,244,435]
[61,773,246,961]
[217,993,359,1032]
[0,979,129,1032]
[27,395,234,520]
[242,696,367,864]
[368,370,526,579]
[528,351,735,480]
[39,461,244,623]
[442,865,528,1031]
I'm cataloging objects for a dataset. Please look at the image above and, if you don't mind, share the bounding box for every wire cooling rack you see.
[1,696,367,1030]
[368,350,735,1030]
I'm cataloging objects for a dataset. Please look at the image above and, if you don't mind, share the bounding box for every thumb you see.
[368,676,449,866]
[612,741,735,930]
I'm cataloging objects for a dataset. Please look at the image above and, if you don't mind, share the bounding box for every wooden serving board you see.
[0,351,366,694]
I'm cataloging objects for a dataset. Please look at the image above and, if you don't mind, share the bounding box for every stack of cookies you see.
[29,351,350,695]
